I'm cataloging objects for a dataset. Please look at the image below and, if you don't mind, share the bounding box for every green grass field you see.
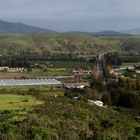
[0,94,43,111]
[0,93,44,122]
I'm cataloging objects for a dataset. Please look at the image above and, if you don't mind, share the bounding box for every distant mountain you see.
[90,31,126,36]
[124,28,140,35]
[0,20,57,34]
[65,30,126,36]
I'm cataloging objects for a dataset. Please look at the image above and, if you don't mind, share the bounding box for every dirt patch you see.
[0,73,32,78]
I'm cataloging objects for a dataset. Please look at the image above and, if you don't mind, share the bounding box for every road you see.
[96,53,106,85]
[96,54,104,78]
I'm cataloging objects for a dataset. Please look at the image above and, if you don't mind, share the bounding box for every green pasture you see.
[0,94,43,111]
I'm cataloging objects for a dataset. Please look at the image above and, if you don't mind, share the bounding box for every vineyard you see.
[44,60,95,69]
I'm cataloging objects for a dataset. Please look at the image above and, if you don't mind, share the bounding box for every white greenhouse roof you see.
[0,78,62,86]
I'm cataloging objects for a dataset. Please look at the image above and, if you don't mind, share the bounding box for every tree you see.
[101,93,112,106]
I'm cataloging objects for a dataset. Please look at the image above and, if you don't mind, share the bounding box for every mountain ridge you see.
[124,28,140,35]
[65,30,127,36]
[0,19,140,35]
[0,20,57,34]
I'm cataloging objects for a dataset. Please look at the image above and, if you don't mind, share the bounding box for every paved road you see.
[96,54,105,78]
[96,53,106,85]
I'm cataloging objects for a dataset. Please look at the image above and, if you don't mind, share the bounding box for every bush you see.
[27,126,51,140]
[101,93,112,105]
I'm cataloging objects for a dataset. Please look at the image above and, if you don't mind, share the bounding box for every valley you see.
[0,33,139,140]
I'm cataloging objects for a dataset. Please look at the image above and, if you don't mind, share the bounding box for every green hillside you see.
[0,34,139,57]
[122,37,140,52]
[0,86,139,140]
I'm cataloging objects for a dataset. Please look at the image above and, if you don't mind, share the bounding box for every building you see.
[64,83,89,89]
[73,69,93,77]
[0,67,26,72]
[0,67,9,71]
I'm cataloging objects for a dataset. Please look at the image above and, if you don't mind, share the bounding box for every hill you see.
[0,86,139,140]
[0,34,122,56]
[90,30,126,36]
[125,28,140,35]
[0,20,57,34]
[65,30,125,36]
[0,33,139,57]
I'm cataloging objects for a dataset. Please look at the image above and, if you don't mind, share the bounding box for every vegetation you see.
[0,94,43,111]
[0,85,139,140]
[123,37,140,52]
[0,34,139,58]
[0,34,139,139]
[104,53,122,66]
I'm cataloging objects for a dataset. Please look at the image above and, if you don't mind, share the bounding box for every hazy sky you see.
[0,0,140,32]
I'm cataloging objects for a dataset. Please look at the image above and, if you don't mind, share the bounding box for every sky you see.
[0,0,140,32]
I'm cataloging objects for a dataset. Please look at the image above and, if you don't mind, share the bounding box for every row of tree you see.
[101,77,140,109]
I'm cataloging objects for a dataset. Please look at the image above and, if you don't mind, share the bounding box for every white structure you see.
[77,85,85,89]
[0,67,26,72]
[136,70,140,74]
[88,100,104,107]
[0,78,62,86]
[0,67,9,71]
[64,83,88,89]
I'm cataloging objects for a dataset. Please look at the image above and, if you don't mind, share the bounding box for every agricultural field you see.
[0,72,31,78]
[0,60,95,78]
[43,60,94,69]
[24,68,72,77]
[0,68,72,78]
